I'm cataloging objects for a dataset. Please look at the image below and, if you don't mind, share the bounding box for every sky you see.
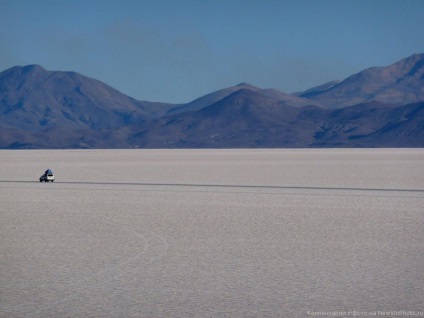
[1,0,424,103]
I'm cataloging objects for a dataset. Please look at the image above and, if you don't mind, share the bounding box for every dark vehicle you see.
[40,169,55,182]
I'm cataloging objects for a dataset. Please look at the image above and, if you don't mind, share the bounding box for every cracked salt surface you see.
[1,149,423,317]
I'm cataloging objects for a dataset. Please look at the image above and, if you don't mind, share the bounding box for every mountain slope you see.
[299,53,424,108]
[130,90,424,148]
[0,65,174,132]
[166,82,315,115]
[132,89,319,148]
[355,102,424,147]
[0,54,423,149]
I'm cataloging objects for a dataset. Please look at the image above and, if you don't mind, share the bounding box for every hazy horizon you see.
[1,0,424,103]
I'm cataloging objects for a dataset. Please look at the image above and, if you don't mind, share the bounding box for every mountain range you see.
[1,54,423,148]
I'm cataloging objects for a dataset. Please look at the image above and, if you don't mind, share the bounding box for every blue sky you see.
[1,0,423,103]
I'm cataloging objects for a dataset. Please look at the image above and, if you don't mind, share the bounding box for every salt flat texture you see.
[1,149,423,318]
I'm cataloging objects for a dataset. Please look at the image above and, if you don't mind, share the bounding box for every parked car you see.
[40,169,55,182]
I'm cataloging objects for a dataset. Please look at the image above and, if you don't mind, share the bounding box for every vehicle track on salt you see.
[1,179,424,193]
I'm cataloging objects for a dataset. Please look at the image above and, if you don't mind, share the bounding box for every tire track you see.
[1,180,424,193]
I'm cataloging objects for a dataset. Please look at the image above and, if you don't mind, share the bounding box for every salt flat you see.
[1,149,424,318]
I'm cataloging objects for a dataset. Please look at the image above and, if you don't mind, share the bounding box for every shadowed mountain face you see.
[0,54,423,148]
[131,91,424,148]
[132,89,317,148]
[310,101,424,147]
[299,53,424,108]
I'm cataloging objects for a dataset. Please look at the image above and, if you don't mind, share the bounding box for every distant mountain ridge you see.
[166,82,314,115]
[0,64,175,130]
[132,93,424,148]
[0,53,423,148]
[299,53,424,108]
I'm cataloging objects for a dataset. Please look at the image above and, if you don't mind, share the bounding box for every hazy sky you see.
[1,0,423,103]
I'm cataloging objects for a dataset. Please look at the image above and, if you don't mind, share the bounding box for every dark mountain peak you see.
[299,53,424,108]
[216,88,276,108]
[349,53,424,83]
[168,82,316,116]
[403,53,424,64]
[202,87,303,121]
[199,88,269,112]
[382,53,424,78]
[22,64,46,73]
[229,87,261,97]
[236,82,259,89]
[1,64,48,81]
[404,54,424,77]
[0,65,49,93]
[166,83,262,115]
[8,64,49,79]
